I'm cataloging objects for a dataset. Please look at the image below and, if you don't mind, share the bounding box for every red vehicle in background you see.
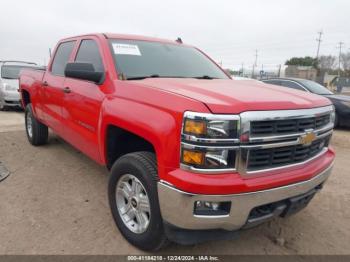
[20,33,335,250]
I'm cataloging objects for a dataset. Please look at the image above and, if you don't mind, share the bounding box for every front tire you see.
[108,152,168,251]
[25,103,49,146]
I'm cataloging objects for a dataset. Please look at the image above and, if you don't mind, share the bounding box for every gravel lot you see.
[0,110,349,255]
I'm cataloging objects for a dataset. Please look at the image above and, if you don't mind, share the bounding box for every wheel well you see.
[22,90,31,107]
[106,125,156,169]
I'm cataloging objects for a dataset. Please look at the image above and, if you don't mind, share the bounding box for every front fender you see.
[99,97,182,180]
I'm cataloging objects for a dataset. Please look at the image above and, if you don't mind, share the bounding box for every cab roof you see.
[61,33,184,45]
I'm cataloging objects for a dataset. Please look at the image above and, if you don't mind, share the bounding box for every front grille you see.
[247,136,330,170]
[250,114,330,136]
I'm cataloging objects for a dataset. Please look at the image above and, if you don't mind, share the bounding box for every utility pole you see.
[277,64,282,77]
[337,42,344,77]
[241,62,244,76]
[252,49,258,79]
[315,30,323,60]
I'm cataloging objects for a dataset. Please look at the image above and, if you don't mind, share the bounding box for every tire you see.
[108,152,168,251]
[25,103,49,146]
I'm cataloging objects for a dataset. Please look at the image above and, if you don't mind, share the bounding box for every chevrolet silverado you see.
[19,33,335,250]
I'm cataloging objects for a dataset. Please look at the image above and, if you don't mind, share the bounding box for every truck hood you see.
[130,78,331,113]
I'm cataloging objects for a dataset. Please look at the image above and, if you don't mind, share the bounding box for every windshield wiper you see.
[126,74,160,80]
[192,75,218,80]
[126,74,219,80]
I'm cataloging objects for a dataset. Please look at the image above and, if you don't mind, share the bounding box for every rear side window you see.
[281,81,305,91]
[264,80,281,86]
[51,41,76,76]
[1,65,36,79]
[75,40,104,72]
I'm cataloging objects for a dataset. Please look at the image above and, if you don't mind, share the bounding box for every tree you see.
[285,56,317,67]
[318,55,337,70]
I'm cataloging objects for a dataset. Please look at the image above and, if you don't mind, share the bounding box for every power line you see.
[315,30,323,59]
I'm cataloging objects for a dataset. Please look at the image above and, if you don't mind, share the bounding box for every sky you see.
[0,0,349,71]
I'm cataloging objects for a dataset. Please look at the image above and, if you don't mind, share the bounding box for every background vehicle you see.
[19,34,335,250]
[263,77,350,127]
[231,76,258,81]
[0,61,39,110]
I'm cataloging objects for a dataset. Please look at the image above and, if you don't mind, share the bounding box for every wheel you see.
[0,103,6,111]
[25,103,49,146]
[108,152,168,251]
[0,96,4,111]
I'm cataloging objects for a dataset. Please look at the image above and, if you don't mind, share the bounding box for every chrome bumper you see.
[158,163,333,231]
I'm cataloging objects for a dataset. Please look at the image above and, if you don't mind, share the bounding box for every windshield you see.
[1,65,34,79]
[109,39,229,80]
[299,79,334,95]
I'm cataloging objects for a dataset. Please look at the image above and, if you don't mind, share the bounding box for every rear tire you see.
[25,103,48,146]
[108,152,168,251]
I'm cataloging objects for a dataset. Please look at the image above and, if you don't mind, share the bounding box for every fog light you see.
[194,201,231,216]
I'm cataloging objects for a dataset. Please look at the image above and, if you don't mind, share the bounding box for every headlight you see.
[180,112,240,173]
[182,112,239,139]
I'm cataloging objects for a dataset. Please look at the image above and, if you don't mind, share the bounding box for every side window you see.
[75,40,104,72]
[281,81,305,91]
[265,80,281,86]
[51,41,76,76]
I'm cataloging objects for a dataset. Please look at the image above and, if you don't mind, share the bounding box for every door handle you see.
[63,87,71,94]
[43,81,49,87]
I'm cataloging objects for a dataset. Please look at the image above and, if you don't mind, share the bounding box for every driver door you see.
[61,38,105,162]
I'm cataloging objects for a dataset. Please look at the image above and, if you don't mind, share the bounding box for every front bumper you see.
[0,93,21,107]
[158,163,333,231]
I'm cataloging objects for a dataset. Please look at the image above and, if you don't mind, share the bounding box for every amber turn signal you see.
[184,119,206,135]
[182,150,204,165]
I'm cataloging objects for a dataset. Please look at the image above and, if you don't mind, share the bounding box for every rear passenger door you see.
[61,38,105,162]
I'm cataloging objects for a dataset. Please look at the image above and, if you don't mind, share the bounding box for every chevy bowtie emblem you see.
[300,130,316,146]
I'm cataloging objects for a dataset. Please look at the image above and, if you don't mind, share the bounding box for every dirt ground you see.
[0,110,349,255]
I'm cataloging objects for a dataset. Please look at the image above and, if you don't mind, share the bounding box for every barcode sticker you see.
[112,43,141,56]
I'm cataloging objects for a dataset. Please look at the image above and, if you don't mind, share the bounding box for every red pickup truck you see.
[20,33,335,250]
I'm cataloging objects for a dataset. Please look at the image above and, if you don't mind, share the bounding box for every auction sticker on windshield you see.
[112,43,141,56]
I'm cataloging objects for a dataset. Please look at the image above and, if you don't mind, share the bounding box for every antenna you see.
[176,37,183,44]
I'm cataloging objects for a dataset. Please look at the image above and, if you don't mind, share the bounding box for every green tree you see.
[285,56,318,67]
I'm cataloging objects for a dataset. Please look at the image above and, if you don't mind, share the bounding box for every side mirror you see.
[64,62,104,84]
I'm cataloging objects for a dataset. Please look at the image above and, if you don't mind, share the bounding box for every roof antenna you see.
[176,37,183,44]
